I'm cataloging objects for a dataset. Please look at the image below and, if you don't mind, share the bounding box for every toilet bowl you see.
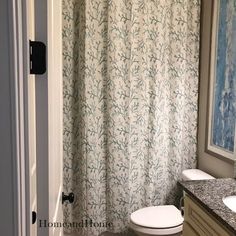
[129,169,215,236]
[130,205,183,236]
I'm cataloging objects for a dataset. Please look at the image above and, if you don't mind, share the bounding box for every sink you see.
[223,195,236,213]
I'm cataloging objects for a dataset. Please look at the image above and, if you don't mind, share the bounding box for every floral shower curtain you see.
[63,0,200,235]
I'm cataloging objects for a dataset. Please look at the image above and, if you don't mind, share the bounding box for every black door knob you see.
[62,192,74,204]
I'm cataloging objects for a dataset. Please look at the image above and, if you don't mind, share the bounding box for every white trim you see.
[7,1,64,235]
[53,185,63,223]
[8,0,30,235]
[7,1,64,236]
[52,185,63,235]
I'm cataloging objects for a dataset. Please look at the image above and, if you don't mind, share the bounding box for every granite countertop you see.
[179,178,236,233]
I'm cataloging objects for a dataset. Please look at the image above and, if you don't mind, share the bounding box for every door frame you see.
[7,0,63,236]
[34,0,63,235]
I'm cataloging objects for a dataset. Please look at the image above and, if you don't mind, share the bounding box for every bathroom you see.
[1,0,236,235]
[61,0,236,235]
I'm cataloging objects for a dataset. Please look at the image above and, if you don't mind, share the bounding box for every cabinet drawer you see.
[184,195,233,236]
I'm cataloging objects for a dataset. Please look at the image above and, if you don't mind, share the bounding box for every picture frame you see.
[206,0,236,161]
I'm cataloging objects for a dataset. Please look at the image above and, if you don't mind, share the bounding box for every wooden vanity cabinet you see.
[183,195,234,236]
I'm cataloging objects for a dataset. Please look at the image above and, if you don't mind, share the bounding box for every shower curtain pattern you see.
[63,0,200,235]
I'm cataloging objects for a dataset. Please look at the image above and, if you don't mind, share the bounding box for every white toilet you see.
[129,169,215,236]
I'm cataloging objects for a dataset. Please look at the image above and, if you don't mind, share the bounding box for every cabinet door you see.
[183,222,199,236]
[184,195,233,236]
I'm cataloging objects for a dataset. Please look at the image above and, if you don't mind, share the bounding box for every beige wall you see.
[197,0,235,178]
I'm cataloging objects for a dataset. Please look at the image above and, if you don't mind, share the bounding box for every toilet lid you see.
[130,205,183,229]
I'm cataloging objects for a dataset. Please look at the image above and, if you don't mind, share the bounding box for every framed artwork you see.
[206,0,236,160]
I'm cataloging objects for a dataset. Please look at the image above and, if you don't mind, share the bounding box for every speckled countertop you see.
[179,178,236,233]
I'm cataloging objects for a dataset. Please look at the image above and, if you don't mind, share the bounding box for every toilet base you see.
[129,221,182,236]
[134,232,181,236]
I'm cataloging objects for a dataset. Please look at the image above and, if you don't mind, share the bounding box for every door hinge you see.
[29,40,46,75]
[32,211,37,224]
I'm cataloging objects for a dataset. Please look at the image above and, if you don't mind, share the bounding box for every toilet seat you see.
[130,205,183,235]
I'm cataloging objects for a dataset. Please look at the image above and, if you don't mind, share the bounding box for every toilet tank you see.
[182,169,215,181]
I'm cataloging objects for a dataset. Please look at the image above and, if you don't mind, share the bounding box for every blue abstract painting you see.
[212,0,236,152]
